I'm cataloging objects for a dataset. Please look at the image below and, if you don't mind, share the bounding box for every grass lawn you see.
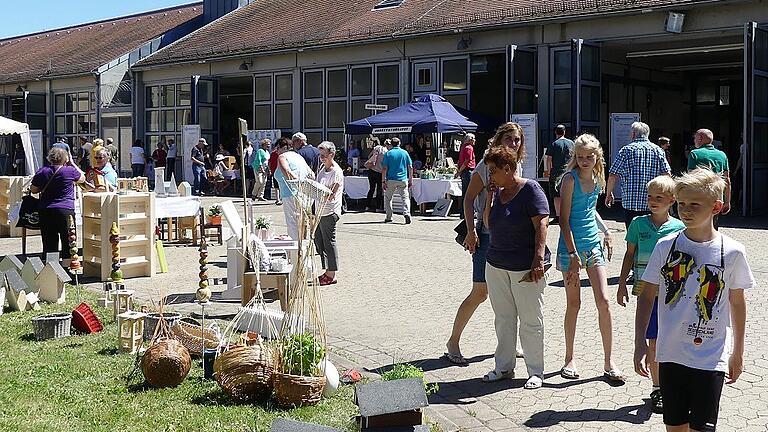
[0,291,359,432]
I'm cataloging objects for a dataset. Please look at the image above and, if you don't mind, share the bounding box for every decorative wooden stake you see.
[196,238,211,303]
[109,222,123,283]
[68,215,82,303]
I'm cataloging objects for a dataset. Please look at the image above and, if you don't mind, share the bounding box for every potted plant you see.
[273,332,327,407]
[207,205,222,225]
[253,215,273,240]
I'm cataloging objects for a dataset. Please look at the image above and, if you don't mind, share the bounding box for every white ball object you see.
[318,358,340,398]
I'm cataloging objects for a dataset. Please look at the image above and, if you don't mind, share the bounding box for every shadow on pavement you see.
[523,403,652,427]
[368,354,494,376]
[548,276,621,288]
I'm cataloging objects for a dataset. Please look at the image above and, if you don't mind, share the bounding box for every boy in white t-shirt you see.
[634,168,754,432]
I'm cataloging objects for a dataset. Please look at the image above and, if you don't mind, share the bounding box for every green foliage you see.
[207,204,222,217]
[281,333,326,377]
[0,293,356,432]
[380,363,439,395]
[253,214,273,230]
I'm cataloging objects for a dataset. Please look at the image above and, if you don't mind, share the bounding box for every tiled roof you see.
[138,0,704,66]
[0,3,203,85]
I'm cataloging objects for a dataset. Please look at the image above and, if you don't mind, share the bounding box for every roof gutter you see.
[132,0,745,71]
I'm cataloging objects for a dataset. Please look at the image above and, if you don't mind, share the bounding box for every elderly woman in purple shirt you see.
[31,147,93,260]
[481,145,549,390]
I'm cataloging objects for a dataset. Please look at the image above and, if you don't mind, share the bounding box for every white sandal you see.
[524,375,543,389]
[482,369,513,383]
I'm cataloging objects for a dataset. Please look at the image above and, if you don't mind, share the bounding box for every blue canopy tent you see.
[345,94,478,134]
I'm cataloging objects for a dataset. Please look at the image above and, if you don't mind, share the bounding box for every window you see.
[554,89,571,124]
[304,102,323,129]
[145,83,195,151]
[147,86,161,108]
[254,73,294,133]
[255,76,271,102]
[442,59,467,91]
[276,74,292,100]
[352,67,372,96]
[162,85,175,107]
[327,100,347,128]
[304,71,323,99]
[177,84,191,106]
[413,62,437,93]
[55,94,66,113]
[554,51,571,85]
[54,90,95,145]
[377,65,399,95]
[373,0,404,10]
[327,69,347,98]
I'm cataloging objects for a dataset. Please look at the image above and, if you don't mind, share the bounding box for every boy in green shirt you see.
[618,175,685,414]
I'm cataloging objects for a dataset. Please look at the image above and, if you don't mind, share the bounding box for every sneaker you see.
[384,218,393,223]
[404,215,412,224]
[650,389,663,414]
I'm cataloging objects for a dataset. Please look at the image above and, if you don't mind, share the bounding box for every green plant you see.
[281,332,326,377]
[380,363,439,395]
[253,214,273,230]
[207,205,222,217]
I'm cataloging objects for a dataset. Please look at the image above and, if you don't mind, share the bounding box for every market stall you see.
[343,176,461,205]
[0,116,39,176]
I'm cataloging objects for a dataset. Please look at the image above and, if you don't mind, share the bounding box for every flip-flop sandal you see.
[603,369,626,382]
[560,367,580,379]
[524,375,543,389]
[340,369,362,384]
[443,352,468,365]
[482,369,513,383]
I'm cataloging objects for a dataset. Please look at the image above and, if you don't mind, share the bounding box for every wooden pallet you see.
[0,176,29,237]
[82,192,156,281]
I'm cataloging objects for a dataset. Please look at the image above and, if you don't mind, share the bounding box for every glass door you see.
[571,39,601,139]
[744,22,768,215]
[191,76,219,156]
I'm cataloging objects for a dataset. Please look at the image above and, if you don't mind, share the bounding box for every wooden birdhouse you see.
[21,257,44,294]
[355,378,428,430]
[4,269,40,311]
[0,255,23,273]
[37,260,71,304]
[117,311,146,354]
[113,289,135,319]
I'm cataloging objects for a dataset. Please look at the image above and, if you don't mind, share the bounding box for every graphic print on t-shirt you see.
[661,249,695,305]
[697,265,725,322]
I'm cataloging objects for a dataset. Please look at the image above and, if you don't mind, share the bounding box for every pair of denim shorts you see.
[472,232,491,283]
[555,245,606,272]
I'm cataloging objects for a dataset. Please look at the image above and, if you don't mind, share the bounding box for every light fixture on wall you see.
[457,36,471,51]
[665,12,685,34]
[239,60,254,71]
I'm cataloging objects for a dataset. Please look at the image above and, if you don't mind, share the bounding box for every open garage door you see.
[744,22,768,215]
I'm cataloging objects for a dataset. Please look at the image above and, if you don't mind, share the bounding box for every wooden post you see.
[241,271,259,306]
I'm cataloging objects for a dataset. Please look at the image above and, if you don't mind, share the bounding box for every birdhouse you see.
[113,289,135,319]
[117,311,146,354]
[355,378,428,430]
[4,269,40,311]
[44,252,60,264]
[0,255,23,273]
[36,260,71,304]
[177,181,191,197]
[21,257,44,294]
[270,419,342,432]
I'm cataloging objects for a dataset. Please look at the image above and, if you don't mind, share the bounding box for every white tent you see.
[0,116,38,175]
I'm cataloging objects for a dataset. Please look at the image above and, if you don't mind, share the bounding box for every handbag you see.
[453,220,468,246]
[17,167,60,230]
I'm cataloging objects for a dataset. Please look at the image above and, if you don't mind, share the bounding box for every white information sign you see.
[364,103,388,111]
[609,113,641,200]
[372,126,412,134]
[182,124,201,184]
[29,129,43,172]
[247,129,282,145]
[509,114,538,180]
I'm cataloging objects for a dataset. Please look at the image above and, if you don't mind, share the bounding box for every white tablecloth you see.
[343,176,462,204]
[155,196,202,219]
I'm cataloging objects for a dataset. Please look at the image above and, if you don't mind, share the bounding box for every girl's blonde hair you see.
[564,133,606,191]
[489,122,526,163]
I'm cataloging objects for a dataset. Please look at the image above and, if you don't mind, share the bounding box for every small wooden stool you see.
[112,289,135,319]
[117,311,146,354]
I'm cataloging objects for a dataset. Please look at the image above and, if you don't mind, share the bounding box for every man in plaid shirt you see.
[605,122,671,227]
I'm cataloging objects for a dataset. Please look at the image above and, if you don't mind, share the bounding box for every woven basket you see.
[144,312,182,341]
[141,338,191,388]
[170,320,220,357]
[214,345,275,402]
[31,313,72,341]
[273,372,326,407]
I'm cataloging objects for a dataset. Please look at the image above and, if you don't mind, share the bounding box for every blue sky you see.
[0,1,193,39]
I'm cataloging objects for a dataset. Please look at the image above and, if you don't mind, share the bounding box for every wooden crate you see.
[0,176,29,237]
[82,192,156,281]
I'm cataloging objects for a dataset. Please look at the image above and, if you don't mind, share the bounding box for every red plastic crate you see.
[71,302,104,334]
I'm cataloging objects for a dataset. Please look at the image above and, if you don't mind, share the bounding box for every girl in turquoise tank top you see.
[557,134,624,382]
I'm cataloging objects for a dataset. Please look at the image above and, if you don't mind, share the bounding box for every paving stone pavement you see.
[2,196,766,431]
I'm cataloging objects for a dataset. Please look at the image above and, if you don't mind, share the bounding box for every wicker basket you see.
[144,312,182,341]
[170,320,220,356]
[31,313,72,341]
[273,372,326,407]
[214,345,275,402]
[141,338,191,388]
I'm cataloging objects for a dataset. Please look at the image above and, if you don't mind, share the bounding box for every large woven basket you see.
[214,345,275,402]
[31,313,72,341]
[170,320,220,356]
[141,338,191,388]
[273,372,326,407]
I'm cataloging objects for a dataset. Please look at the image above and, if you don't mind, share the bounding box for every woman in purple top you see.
[31,147,92,259]
[480,145,549,389]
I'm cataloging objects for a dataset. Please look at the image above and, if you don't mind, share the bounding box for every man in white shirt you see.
[166,139,177,181]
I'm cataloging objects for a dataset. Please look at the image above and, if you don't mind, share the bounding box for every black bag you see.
[17,168,60,230]
[454,220,468,246]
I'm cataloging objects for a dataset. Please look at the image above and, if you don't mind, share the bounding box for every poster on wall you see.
[28,129,43,173]
[182,124,201,184]
[609,113,641,200]
[247,130,282,146]
[509,114,538,180]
